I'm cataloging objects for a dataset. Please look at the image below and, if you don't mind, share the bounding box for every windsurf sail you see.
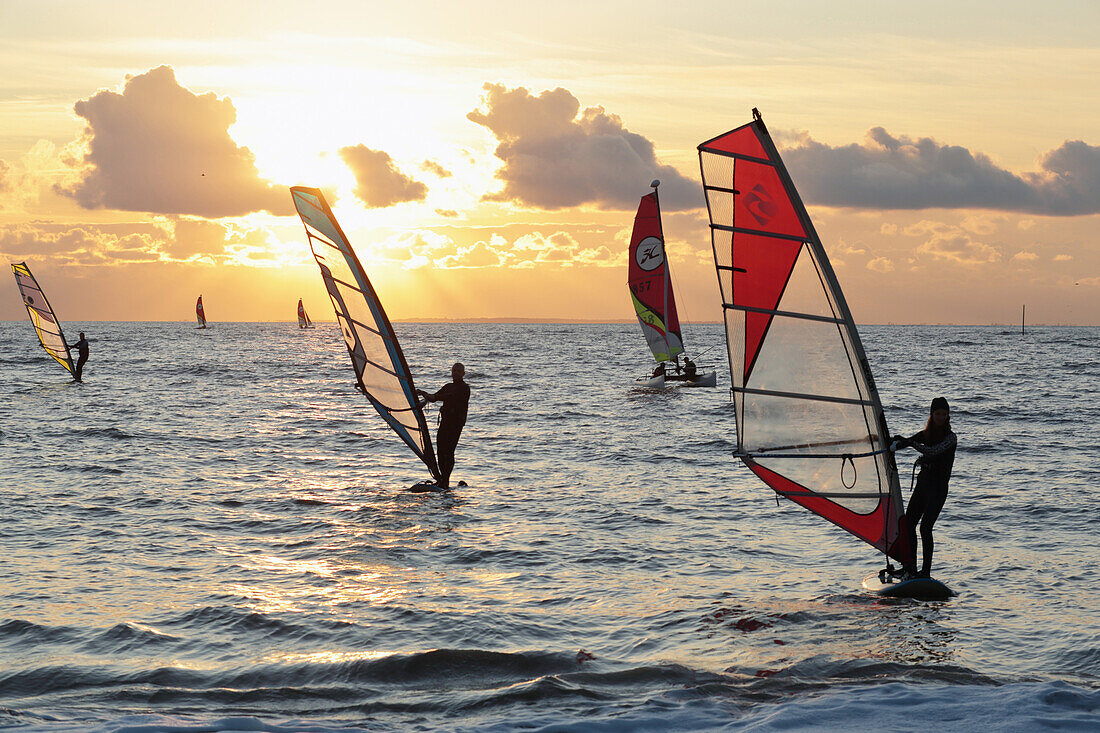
[699,110,912,566]
[297,298,313,328]
[196,295,207,328]
[11,262,75,376]
[628,181,684,363]
[290,186,440,481]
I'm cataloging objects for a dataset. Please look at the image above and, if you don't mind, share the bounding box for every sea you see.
[0,321,1097,732]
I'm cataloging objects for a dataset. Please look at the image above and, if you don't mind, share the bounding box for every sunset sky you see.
[1,1,1097,325]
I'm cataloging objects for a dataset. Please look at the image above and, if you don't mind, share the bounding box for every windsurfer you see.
[416,362,470,489]
[71,332,89,382]
[893,397,956,578]
[683,357,697,379]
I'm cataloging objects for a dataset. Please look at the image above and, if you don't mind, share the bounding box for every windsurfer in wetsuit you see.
[416,362,470,489]
[893,397,956,578]
[70,332,89,382]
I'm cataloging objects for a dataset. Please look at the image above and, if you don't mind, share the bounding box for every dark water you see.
[1,322,1097,731]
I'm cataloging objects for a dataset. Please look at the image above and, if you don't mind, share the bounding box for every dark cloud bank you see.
[468,83,697,211]
[56,66,290,218]
[338,145,428,208]
[784,127,1100,216]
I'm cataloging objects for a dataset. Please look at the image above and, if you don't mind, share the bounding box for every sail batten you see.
[700,113,912,566]
[11,262,75,375]
[290,186,440,481]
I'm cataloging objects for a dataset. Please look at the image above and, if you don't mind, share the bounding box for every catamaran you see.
[11,262,77,379]
[699,110,952,599]
[290,186,442,489]
[297,298,314,329]
[195,295,207,328]
[628,180,716,388]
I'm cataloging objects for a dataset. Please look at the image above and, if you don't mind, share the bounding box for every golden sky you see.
[1,0,1097,325]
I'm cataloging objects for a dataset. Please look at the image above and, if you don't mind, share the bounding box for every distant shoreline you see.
[1,319,1095,326]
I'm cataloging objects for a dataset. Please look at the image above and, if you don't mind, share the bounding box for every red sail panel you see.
[700,124,768,160]
[749,462,912,564]
[732,233,803,381]
[196,295,206,326]
[627,190,683,362]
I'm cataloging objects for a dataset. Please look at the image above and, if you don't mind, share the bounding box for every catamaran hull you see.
[861,572,955,600]
[634,370,717,388]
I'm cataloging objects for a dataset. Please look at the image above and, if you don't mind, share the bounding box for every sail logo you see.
[744,184,778,226]
[636,236,665,271]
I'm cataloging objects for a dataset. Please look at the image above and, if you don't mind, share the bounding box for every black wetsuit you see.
[71,338,89,381]
[424,379,470,488]
[902,429,957,576]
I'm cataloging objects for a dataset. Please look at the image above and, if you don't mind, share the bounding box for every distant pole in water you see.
[1022,304,1026,335]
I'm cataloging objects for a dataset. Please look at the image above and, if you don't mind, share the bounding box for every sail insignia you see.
[699,114,912,565]
[290,186,440,480]
[11,262,75,375]
[627,187,684,363]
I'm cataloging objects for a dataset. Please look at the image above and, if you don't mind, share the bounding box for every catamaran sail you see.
[11,262,75,376]
[196,295,207,328]
[699,110,912,566]
[297,298,313,328]
[290,186,441,482]
[628,181,684,364]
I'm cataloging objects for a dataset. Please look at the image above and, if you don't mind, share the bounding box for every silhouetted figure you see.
[651,362,667,379]
[416,362,470,489]
[683,357,697,379]
[71,332,89,382]
[893,397,957,578]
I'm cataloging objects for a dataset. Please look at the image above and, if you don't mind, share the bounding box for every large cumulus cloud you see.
[338,145,428,208]
[783,127,1100,215]
[468,84,697,211]
[56,66,290,217]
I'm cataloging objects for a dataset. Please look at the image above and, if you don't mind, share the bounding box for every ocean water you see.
[0,321,1097,732]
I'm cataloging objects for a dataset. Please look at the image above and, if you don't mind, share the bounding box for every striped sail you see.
[11,262,75,376]
[290,186,440,480]
[699,111,912,565]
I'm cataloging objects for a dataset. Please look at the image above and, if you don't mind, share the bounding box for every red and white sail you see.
[195,295,207,328]
[627,183,683,363]
[699,111,912,565]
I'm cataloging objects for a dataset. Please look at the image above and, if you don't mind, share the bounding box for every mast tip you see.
[650,179,660,188]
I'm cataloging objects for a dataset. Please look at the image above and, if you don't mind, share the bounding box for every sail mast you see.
[653,180,673,363]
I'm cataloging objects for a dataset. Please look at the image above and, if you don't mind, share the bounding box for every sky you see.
[1,0,1097,325]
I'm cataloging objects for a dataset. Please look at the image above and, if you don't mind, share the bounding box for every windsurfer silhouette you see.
[893,397,956,578]
[683,357,697,379]
[651,362,666,379]
[71,332,89,382]
[416,362,470,489]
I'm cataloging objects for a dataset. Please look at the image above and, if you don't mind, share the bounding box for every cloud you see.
[0,223,163,265]
[434,209,459,218]
[1054,254,1073,262]
[468,83,697,211]
[338,144,428,208]
[365,227,621,270]
[867,257,895,272]
[0,160,10,193]
[422,160,452,178]
[1011,251,1039,262]
[55,66,290,217]
[915,228,1001,265]
[782,127,1100,215]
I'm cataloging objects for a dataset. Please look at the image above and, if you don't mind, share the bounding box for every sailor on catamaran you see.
[893,397,957,578]
[416,363,470,490]
[71,332,89,382]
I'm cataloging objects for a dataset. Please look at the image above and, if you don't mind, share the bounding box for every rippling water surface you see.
[1,322,1097,731]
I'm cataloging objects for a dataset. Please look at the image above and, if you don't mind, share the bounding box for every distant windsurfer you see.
[893,397,956,578]
[416,362,470,489]
[71,332,89,382]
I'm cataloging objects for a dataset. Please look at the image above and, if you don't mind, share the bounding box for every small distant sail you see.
[627,185,684,362]
[290,186,440,481]
[699,111,912,566]
[11,262,76,376]
[297,298,313,328]
[195,295,207,328]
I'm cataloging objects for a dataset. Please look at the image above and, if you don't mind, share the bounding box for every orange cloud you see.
[468,83,697,211]
[55,66,290,217]
[338,145,428,208]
